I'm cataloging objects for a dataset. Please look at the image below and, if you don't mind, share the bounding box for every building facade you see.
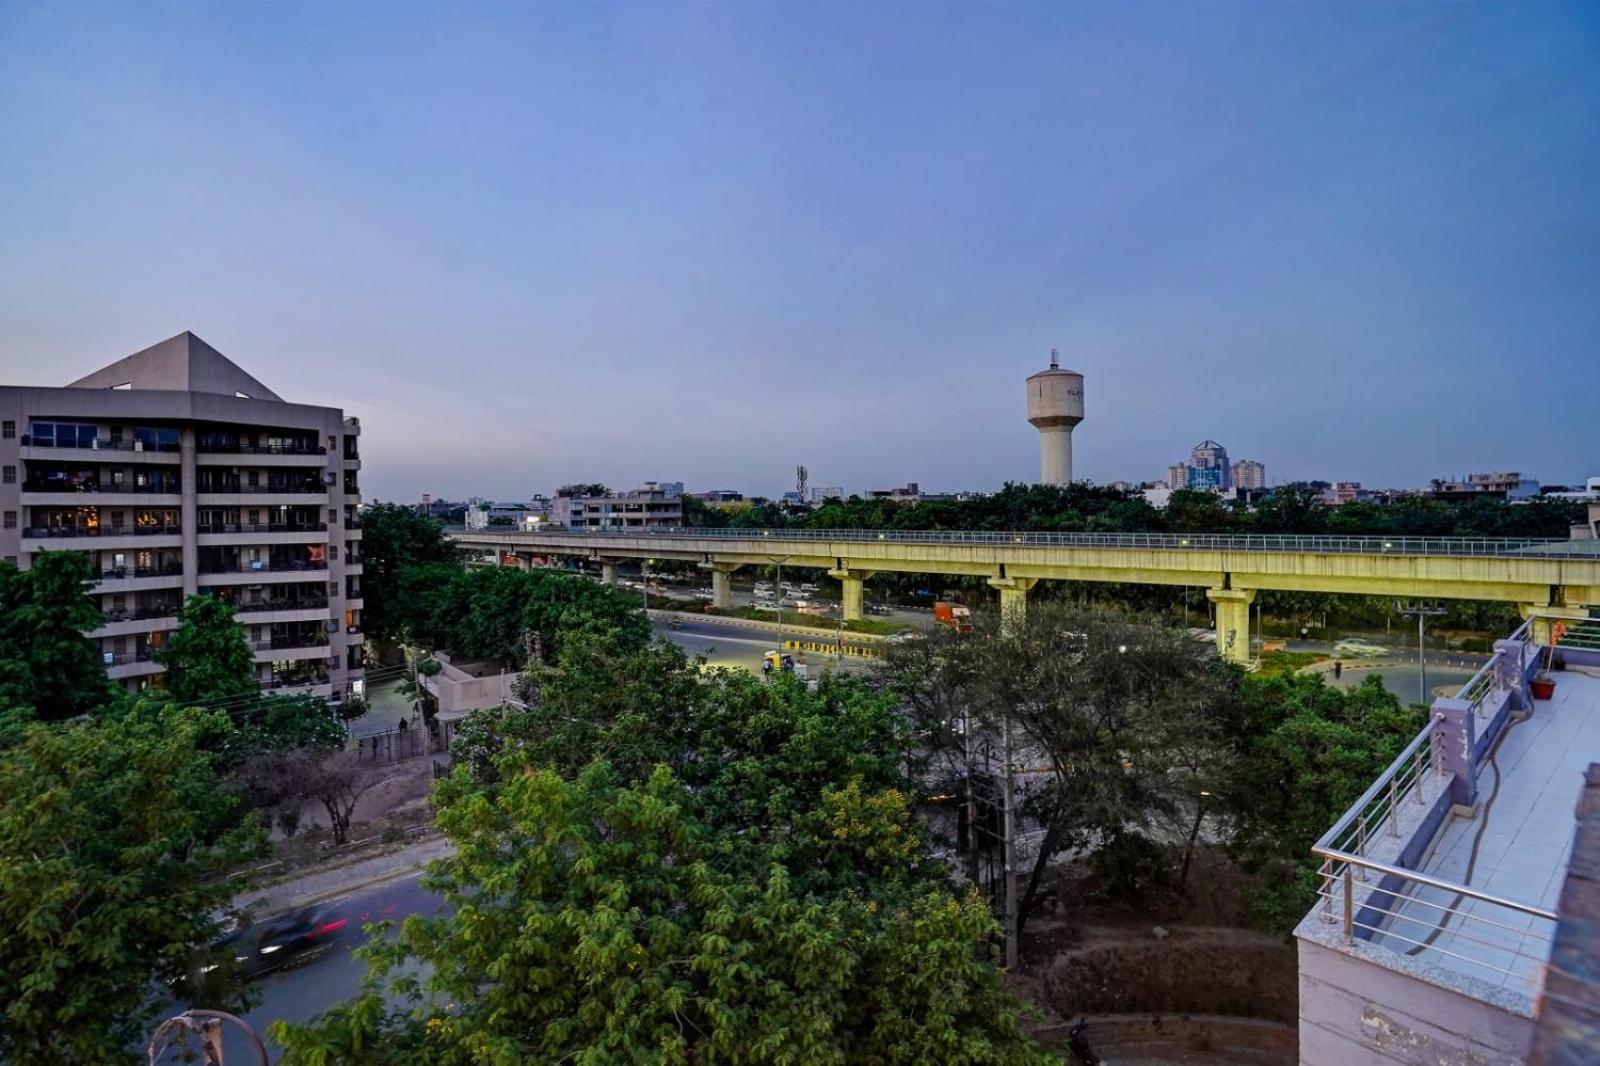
[1168,440,1238,493]
[1428,471,1542,501]
[464,496,553,530]
[1231,458,1266,490]
[0,332,364,699]
[552,481,684,529]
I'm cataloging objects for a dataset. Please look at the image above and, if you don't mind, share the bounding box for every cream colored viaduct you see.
[449,528,1600,665]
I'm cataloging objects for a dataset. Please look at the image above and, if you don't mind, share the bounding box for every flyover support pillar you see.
[705,562,742,611]
[987,577,1037,632]
[1207,588,1256,666]
[599,560,619,586]
[828,568,876,621]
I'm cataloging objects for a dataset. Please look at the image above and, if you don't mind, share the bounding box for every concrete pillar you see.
[987,576,1037,631]
[1206,587,1256,666]
[599,560,618,586]
[1432,697,1478,814]
[179,425,198,598]
[515,554,530,571]
[828,568,876,621]
[707,562,741,611]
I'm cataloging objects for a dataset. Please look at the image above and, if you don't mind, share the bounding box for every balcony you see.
[99,562,185,581]
[100,605,183,624]
[24,525,181,540]
[196,483,329,496]
[199,560,328,576]
[234,597,330,615]
[1296,615,1600,1063]
[22,480,182,496]
[20,435,179,454]
[197,442,326,456]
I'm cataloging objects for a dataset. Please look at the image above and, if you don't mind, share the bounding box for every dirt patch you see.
[1017,849,1298,1036]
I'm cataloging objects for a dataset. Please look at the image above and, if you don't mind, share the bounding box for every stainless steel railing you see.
[1311,618,1556,988]
[446,526,1600,560]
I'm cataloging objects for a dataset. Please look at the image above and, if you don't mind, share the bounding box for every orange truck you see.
[933,602,973,634]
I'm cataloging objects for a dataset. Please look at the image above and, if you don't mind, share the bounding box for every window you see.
[2,512,13,530]
[4,556,14,566]
[28,422,97,448]
[329,545,338,560]
[132,426,178,450]
[2,466,12,484]
[328,581,338,596]
[2,421,12,439]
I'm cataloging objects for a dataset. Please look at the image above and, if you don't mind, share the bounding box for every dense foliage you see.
[394,562,651,665]
[0,705,262,1063]
[0,551,110,727]
[887,603,1237,933]
[1220,673,1424,929]
[687,482,1586,539]
[274,630,1054,1063]
[156,593,260,705]
[360,502,457,645]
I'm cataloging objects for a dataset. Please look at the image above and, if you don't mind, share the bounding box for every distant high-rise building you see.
[1232,459,1266,490]
[1167,440,1235,493]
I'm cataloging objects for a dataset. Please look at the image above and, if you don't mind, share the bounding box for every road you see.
[652,614,878,675]
[157,874,446,1063]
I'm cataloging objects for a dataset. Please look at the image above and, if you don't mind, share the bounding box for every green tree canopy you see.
[0,705,262,1062]
[360,502,456,645]
[273,762,1052,1066]
[156,592,260,705]
[0,550,111,725]
[1220,673,1424,930]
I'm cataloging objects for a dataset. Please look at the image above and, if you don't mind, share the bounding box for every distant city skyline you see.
[3,4,1597,500]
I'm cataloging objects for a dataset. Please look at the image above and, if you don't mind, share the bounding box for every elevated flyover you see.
[449,527,1600,665]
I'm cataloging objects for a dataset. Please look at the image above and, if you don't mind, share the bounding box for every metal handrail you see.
[445,526,1600,560]
[1316,850,1558,923]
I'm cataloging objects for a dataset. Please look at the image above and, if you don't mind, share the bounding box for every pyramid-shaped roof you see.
[67,332,282,401]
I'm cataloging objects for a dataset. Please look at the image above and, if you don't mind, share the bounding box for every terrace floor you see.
[1378,667,1600,999]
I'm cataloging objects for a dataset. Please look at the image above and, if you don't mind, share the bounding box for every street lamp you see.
[1395,600,1447,704]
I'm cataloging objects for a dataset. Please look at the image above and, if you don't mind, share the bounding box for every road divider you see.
[782,638,882,660]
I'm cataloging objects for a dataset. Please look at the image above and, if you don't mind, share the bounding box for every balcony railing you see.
[100,606,182,623]
[196,483,329,495]
[25,525,181,539]
[344,517,362,529]
[22,481,181,494]
[20,435,179,453]
[248,633,330,651]
[1310,618,1558,987]
[234,598,330,614]
[197,442,326,456]
[196,522,327,534]
[199,560,328,575]
[99,563,185,580]
[103,648,160,666]
[445,526,1600,561]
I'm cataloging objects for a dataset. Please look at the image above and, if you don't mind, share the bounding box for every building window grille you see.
[3,512,15,530]
[2,466,13,484]
[2,421,13,439]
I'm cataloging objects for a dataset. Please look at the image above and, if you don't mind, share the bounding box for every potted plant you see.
[1532,671,1557,700]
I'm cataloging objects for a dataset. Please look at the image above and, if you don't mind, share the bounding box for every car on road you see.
[754,600,780,612]
[1334,638,1393,658]
[208,906,349,982]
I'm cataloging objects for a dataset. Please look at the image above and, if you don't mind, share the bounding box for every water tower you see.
[1026,350,1084,486]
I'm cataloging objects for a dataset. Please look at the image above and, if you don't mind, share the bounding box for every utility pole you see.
[1000,713,1019,969]
[1395,600,1447,704]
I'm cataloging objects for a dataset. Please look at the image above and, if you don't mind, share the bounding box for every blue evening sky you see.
[2,3,1596,501]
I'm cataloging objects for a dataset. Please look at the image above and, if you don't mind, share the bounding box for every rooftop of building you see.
[67,331,282,400]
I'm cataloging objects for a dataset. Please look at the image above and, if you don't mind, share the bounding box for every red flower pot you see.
[1531,676,1556,700]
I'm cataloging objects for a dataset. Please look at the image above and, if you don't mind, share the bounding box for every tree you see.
[273,763,1053,1065]
[361,502,456,646]
[0,550,111,724]
[1219,673,1423,930]
[156,593,259,705]
[0,706,262,1062]
[885,602,1237,937]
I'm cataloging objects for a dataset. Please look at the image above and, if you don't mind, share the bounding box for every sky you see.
[2,3,1597,502]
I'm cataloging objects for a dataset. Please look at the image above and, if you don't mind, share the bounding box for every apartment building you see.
[552,481,684,529]
[0,332,365,699]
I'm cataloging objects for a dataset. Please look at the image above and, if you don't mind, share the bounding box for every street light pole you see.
[1395,600,1447,704]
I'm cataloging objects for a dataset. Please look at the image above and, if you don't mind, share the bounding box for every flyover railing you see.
[446,525,1600,560]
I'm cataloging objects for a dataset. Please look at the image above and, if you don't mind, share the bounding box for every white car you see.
[754,601,780,613]
[1334,639,1393,658]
